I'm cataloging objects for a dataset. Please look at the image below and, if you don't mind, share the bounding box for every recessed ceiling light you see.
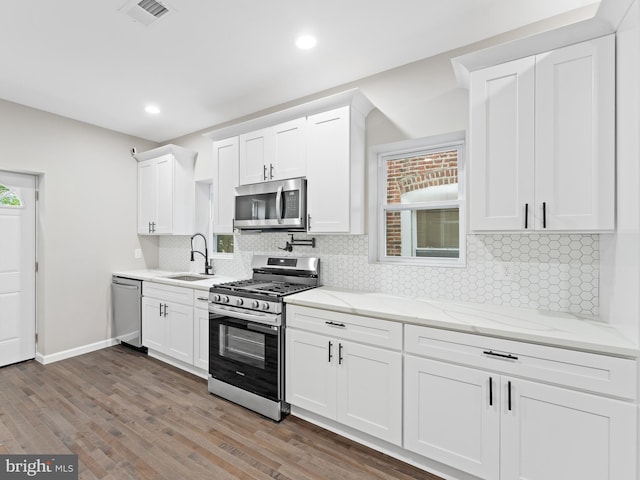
[295,35,317,50]
[145,104,160,115]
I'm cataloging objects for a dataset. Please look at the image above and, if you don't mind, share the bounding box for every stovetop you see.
[213,279,316,297]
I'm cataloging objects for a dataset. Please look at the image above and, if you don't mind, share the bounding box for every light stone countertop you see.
[113,269,238,292]
[284,287,639,357]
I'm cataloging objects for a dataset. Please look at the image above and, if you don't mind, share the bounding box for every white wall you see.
[0,98,158,357]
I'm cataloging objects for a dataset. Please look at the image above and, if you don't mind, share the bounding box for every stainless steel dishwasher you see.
[111,275,145,350]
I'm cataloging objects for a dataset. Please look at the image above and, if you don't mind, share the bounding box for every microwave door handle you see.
[275,185,284,224]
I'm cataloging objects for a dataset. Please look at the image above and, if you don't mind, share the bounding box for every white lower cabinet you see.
[142,282,209,370]
[286,305,402,445]
[142,296,194,364]
[404,356,500,479]
[501,377,636,480]
[404,325,638,480]
[193,305,209,371]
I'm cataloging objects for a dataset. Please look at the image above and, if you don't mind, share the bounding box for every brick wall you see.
[385,150,458,256]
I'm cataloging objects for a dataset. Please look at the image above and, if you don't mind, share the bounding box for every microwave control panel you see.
[284,191,299,218]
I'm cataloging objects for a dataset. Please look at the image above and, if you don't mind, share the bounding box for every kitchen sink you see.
[164,274,214,282]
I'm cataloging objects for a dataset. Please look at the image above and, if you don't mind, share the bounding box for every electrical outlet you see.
[134,248,142,259]
[498,262,513,282]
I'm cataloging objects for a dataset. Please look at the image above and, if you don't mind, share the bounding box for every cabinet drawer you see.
[193,290,210,309]
[287,305,402,350]
[143,281,193,306]
[405,324,637,400]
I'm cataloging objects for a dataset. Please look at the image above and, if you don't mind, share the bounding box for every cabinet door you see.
[306,106,351,233]
[336,341,402,445]
[154,154,174,234]
[212,137,239,234]
[469,56,535,231]
[285,329,337,419]
[535,35,615,230]
[239,127,273,185]
[137,160,156,234]
[272,118,306,180]
[142,297,165,351]
[501,377,637,480]
[164,302,194,364]
[404,356,500,480]
[193,307,209,371]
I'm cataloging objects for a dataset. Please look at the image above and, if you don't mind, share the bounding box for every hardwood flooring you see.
[0,346,442,480]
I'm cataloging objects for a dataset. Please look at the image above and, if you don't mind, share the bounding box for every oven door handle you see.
[208,304,280,326]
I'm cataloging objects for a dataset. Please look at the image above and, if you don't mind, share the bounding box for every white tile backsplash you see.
[159,232,599,315]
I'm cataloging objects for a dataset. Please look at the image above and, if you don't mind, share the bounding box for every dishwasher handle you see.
[113,283,139,290]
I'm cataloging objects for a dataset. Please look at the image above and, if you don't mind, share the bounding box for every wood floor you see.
[0,346,442,480]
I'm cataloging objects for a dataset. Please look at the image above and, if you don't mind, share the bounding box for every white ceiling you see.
[0,0,599,143]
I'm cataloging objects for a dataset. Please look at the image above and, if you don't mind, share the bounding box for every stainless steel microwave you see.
[234,178,307,231]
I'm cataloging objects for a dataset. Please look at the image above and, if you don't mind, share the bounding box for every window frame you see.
[368,132,466,267]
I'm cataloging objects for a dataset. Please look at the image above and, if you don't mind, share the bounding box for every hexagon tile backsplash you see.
[159,233,599,316]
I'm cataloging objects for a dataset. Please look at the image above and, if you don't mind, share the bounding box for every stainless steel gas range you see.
[207,255,320,421]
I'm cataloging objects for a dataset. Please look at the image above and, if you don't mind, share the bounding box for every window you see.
[202,183,234,257]
[370,133,465,266]
[0,184,23,207]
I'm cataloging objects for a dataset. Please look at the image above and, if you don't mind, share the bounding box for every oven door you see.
[209,307,281,402]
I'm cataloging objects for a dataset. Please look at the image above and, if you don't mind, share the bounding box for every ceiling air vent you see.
[137,0,168,18]
[119,0,170,26]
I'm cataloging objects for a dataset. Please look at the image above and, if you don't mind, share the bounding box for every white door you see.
[469,56,536,231]
[0,171,36,367]
[165,301,194,364]
[534,35,615,231]
[501,377,637,480]
[142,297,165,351]
[336,341,402,445]
[273,117,306,180]
[306,106,351,233]
[285,329,337,418]
[239,127,272,185]
[212,137,239,234]
[403,356,500,480]
[137,159,156,234]
[154,154,174,234]
[193,306,209,370]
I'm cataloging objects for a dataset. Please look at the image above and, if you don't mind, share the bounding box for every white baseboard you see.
[146,349,208,379]
[35,338,119,365]
[289,406,475,480]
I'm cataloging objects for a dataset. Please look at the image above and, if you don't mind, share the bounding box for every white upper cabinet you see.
[469,57,535,231]
[306,105,367,234]
[469,35,615,232]
[212,137,239,234]
[534,36,615,231]
[136,144,197,235]
[238,117,306,185]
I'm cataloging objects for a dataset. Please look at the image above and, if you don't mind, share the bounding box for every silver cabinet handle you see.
[159,303,163,317]
[269,163,274,179]
[263,164,268,181]
[163,303,168,317]
[307,213,311,231]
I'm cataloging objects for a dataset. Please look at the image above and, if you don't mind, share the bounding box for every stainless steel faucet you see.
[190,233,212,275]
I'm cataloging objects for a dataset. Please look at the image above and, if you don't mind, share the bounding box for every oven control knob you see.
[236,298,244,306]
[222,296,230,303]
[252,300,259,309]
[262,302,270,310]
[213,294,221,302]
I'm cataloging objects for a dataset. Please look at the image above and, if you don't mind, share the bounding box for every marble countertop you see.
[284,287,639,357]
[113,269,238,291]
